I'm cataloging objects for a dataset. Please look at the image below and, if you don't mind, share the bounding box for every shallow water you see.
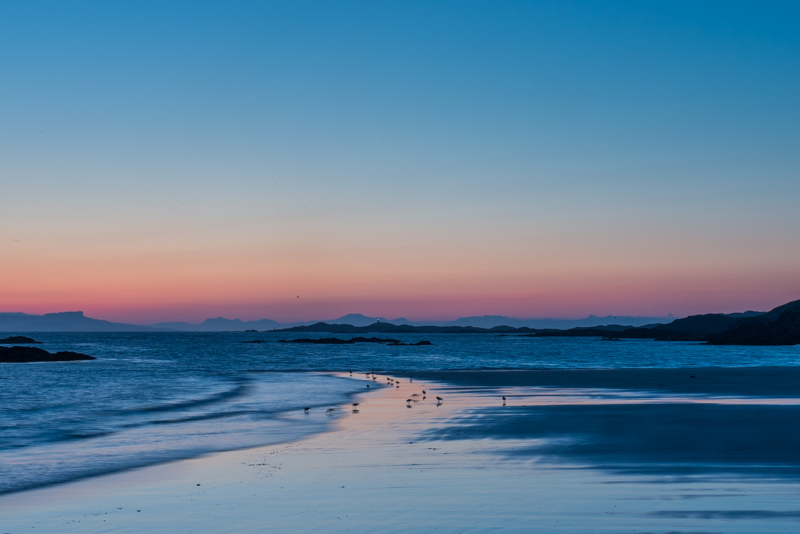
[4,373,799,533]
[1,332,799,495]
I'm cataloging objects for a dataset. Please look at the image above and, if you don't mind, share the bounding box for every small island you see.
[0,346,96,363]
[0,336,41,344]
[279,337,433,346]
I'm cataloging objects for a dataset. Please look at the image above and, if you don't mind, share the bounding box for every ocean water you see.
[1,331,799,496]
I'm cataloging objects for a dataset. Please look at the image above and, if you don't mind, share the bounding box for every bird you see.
[304,407,310,413]
[366,384,370,388]
[436,396,443,402]
[502,396,506,406]
[326,408,335,415]
[422,390,426,395]
[352,402,359,407]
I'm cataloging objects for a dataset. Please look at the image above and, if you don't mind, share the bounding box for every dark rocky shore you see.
[0,346,96,363]
[270,299,800,346]
[0,336,41,344]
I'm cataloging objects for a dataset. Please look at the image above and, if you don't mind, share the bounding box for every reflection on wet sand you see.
[3,369,800,533]
[408,370,800,478]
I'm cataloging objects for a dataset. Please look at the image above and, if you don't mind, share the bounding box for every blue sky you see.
[2,1,799,322]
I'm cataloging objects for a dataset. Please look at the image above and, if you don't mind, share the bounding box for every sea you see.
[2,331,799,496]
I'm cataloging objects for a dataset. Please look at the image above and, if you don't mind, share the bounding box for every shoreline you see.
[3,367,800,532]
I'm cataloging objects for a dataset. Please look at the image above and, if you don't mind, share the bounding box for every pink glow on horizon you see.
[3,279,796,325]
[4,232,798,323]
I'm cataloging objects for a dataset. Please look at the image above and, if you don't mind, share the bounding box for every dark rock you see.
[651,313,743,338]
[281,338,354,344]
[352,337,402,344]
[0,336,41,344]
[279,337,403,345]
[273,322,535,334]
[0,346,96,363]
[706,300,800,346]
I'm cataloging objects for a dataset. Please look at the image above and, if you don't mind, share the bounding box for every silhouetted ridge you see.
[706,300,800,346]
[0,312,159,332]
[273,321,536,334]
[651,313,742,338]
[533,301,799,345]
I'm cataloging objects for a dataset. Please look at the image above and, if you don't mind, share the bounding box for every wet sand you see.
[409,366,800,397]
[2,368,800,533]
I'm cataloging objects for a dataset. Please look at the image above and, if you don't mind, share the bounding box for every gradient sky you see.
[2,1,799,323]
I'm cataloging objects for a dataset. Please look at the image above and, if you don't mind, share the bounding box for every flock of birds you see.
[303,372,453,416]
[304,372,510,415]
[366,372,444,408]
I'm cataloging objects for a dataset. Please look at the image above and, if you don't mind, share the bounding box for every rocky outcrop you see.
[0,336,41,344]
[278,337,433,345]
[706,300,800,345]
[0,346,96,363]
[274,322,535,334]
[279,337,402,344]
[651,313,744,338]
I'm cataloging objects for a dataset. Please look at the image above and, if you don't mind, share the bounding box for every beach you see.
[2,367,800,533]
[6,1,800,531]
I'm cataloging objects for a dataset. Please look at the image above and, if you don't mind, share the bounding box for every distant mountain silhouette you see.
[143,312,673,331]
[534,302,800,346]
[280,302,795,345]
[650,313,745,338]
[149,317,284,332]
[437,314,670,329]
[152,314,414,331]
[535,311,768,342]
[274,321,536,334]
[283,314,671,329]
[148,313,671,331]
[325,314,411,327]
[706,300,800,345]
[3,304,793,343]
[0,312,159,332]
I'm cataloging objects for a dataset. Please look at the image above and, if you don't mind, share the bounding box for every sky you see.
[2,1,799,324]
